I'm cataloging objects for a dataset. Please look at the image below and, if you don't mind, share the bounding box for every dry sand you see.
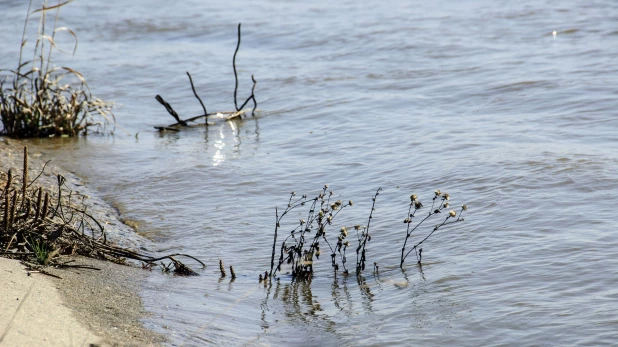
[0,257,100,346]
[0,138,166,346]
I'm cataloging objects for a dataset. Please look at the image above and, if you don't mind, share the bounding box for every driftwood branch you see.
[154,22,258,132]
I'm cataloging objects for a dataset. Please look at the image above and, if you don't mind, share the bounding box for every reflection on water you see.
[155,116,260,167]
[262,274,377,325]
[247,264,461,346]
[258,274,378,343]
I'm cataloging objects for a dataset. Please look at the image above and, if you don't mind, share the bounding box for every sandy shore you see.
[0,257,99,346]
[0,138,165,346]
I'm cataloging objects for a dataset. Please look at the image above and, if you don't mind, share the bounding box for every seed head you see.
[404,218,411,224]
[410,194,418,201]
[344,241,350,247]
[442,193,450,200]
[449,210,456,217]
[462,204,468,211]
[414,201,423,210]
[291,191,296,196]
[300,219,305,225]
[443,202,449,208]
[434,189,441,196]
[354,225,361,230]
[340,227,348,237]
[348,200,353,206]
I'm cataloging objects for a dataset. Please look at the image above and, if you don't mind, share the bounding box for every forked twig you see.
[233,23,241,111]
[187,71,207,116]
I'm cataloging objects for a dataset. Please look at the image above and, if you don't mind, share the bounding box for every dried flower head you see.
[324,184,329,189]
[344,241,350,247]
[442,193,450,200]
[414,201,423,210]
[340,227,348,237]
[410,194,418,201]
[449,210,456,217]
[434,189,441,196]
[335,200,342,206]
[348,200,353,206]
[404,218,411,224]
[443,202,449,208]
[300,219,305,225]
[462,204,468,211]
[291,191,296,196]
[354,225,361,230]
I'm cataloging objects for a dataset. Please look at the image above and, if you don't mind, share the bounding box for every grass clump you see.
[1,146,204,276]
[28,236,54,265]
[0,0,114,138]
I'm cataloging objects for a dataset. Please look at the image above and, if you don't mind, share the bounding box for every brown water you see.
[2,0,618,345]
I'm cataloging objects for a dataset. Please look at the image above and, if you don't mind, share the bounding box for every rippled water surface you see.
[2,0,618,345]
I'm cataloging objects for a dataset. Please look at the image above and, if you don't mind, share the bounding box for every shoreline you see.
[0,137,165,346]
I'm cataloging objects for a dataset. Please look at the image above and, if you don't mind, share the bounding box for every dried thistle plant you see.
[0,0,115,138]
[266,187,469,281]
[268,186,378,280]
[355,188,381,274]
[400,190,467,267]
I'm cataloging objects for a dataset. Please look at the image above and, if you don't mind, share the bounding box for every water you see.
[2,0,618,345]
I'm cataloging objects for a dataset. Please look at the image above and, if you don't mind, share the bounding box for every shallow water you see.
[2,0,618,345]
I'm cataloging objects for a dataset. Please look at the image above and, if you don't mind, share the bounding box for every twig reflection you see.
[156,115,260,166]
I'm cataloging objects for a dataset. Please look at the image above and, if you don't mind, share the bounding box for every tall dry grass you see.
[0,0,114,138]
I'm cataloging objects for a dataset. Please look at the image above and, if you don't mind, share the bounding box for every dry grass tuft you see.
[0,146,204,276]
[0,0,114,138]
